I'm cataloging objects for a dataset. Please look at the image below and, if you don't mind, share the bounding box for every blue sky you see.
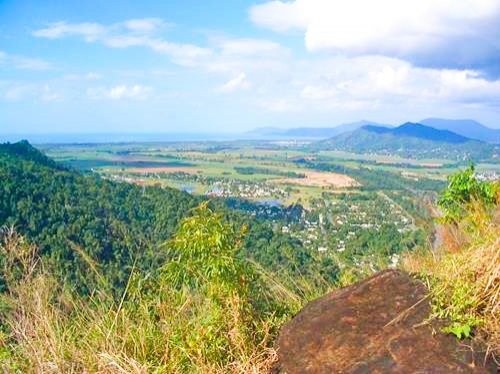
[1,0,500,134]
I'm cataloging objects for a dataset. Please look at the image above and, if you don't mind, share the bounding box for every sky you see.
[1,0,500,134]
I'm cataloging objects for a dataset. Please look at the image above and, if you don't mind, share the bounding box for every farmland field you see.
[40,140,498,206]
[36,139,463,273]
[34,137,495,263]
[38,139,499,258]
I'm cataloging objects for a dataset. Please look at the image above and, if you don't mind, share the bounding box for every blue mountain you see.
[318,122,496,160]
[420,118,500,143]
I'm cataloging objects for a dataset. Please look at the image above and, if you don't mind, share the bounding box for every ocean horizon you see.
[0,132,244,144]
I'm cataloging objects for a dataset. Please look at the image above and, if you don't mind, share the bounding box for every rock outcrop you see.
[276,269,495,373]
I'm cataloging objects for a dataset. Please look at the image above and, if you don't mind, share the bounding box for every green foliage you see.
[0,141,198,294]
[438,164,496,222]
[407,169,499,349]
[0,140,58,168]
[0,142,334,297]
[163,202,252,298]
[443,323,472,340]
[0,207,305,371]
[425,178,492,339]
[234,166,305,178]
[428,274,483,340]
[0,228,38,292]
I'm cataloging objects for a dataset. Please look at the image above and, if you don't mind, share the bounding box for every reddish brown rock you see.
[276,269,496,373]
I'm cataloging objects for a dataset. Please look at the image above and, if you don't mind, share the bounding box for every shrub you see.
[438,164,497,222]
[1,204,330,372]
[404,167,499,359]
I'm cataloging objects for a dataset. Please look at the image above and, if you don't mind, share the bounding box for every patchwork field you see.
[40,140,498,208]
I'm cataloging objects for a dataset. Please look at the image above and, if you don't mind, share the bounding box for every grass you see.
[403,194,499,361]
[8,145,499,370]
[0,206,335,373]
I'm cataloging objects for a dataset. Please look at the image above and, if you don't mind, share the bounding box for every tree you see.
[163,201,252,299]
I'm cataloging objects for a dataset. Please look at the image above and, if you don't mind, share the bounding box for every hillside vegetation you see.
[0,141,198,293]
[404,165,499,359]
[0,141,331,296]
[318,122,498,160]
[0,142,337,371]
[1,142,498,371]
[0,202,336,372]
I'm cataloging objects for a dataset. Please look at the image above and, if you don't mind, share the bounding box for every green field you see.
[39,140,499,207]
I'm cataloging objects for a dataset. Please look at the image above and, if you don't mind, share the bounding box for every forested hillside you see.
[1,142,497,371]
[317,123,497,160]
[0,141,199,292]
[0,141,329,295]
[0,142,330,371]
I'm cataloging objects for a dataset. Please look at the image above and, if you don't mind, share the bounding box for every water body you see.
[0,132,242,144]
[257,199,282,207]
[180,185,195,194]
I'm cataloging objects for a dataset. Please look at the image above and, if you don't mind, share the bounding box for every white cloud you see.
[0,50,51,70]
[301,56,500,104]
[122,18,167,33]
[218,38,286,56]
[258,98,299,112]
[246,55,500,115]
[21,16,500,123]
[33,20,211,67]
[2,83,32,101]
[33,21,105,41]
[218,73,252,93]
[108,84,150,99]
[0,81,62,102]
[40,84,61,101]
[33,20,293,74]
[63,72,102,81]
[250,0,500,74]
[87,84,152,100]
[145,39,212,65]
[250,1,308,32]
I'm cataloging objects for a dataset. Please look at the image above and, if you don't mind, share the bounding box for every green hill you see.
[317,123,498,161]
[0,141,199,292]
[0,141,320,294]
[0,142,330,371]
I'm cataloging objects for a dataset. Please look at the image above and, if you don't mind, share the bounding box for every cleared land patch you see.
[274,171,360,188]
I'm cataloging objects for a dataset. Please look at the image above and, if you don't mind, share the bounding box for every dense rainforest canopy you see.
[0,141,324,294]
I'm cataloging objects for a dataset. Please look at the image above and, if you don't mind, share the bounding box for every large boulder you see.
[276,269,495,373]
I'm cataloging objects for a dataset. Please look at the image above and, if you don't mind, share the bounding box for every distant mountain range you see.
[317,122,498,161]
[248,121,390,139]
[361,123,470,143]
[419,118,500,143]
[249,118,499,144]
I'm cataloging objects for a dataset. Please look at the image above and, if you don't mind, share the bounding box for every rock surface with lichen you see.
[276,269,495,373]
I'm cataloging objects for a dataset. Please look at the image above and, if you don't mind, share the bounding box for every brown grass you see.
[0,229,298,373]
[275,171,360,188]
[403,202,500,361]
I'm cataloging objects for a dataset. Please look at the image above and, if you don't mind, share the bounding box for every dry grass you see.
[0,276,280,372]
[0,228,325,373]
[403,202,500,361]
[275,171,360,188]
